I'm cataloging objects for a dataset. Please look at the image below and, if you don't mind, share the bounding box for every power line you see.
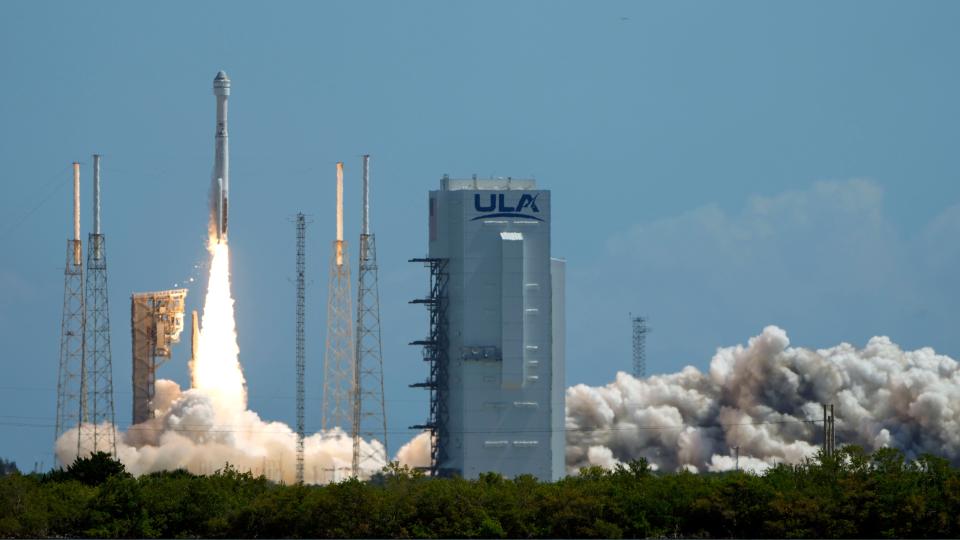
[0,164,73,240]
[18,417,827,436]
[0,385,427,403]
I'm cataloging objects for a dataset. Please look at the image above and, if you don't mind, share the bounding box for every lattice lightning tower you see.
[294,213,307,484]
[322,162,354,432]
[632,315,648,378]
[55,162,86,463]
[81,155,117,456]
[352,154,388,477]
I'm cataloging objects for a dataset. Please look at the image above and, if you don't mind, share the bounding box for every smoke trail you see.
[567,326,960,473]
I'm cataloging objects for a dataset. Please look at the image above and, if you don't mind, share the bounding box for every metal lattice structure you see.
[55,162,86,464]
[409,257,450,477]
[823,404,837,457]
[81,155,117,456]
[352,155,388,476]
[295,213,307,484]
[631,315,648,378]
[322,163,354,432]
[130,289,187,425]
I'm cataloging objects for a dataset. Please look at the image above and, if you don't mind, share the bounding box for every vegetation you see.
[1,447,959,538]
[0,459,18,476]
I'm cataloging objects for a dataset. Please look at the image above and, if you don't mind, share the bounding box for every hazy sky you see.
[2,1,959,470]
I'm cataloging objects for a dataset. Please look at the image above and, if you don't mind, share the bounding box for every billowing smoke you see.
[56,380,383,483]
[395,430,432,470]
[56,240,387,483]
[567,326,960,474]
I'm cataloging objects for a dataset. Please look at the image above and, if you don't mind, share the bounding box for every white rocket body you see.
[213,71,230,241]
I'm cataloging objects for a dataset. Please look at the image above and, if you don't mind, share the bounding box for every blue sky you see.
[1,1,959,470]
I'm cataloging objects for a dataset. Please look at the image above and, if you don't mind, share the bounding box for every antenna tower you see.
[352,154,388,477]
[631,314,649,378]
[322,162,355,433]
[294,212,307,484]
[81,155,117,456]
[55,162,86,463]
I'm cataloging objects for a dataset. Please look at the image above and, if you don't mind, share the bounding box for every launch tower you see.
[130,289,187,424]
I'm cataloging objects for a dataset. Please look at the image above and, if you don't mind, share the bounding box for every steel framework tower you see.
[55,162,86,462]
[322,162,354,432]
[130,289,187,424]
[294,213,307,484]
[82,155,117,456]
[631,315,648,378]
[409,257,450,476]
[352,155,388,476]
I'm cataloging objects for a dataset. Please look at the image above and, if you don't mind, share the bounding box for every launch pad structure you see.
[55,157,119,462]
[322,162,354,433]
[130,289,187,425]
[409,257,450,477]
[55,163,86,462]
[352,154,388,476]
[631,315,648,378]
[294,213,307,484]
[82,154,117,456]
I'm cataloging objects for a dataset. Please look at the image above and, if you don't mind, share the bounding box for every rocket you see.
[213,70,230,241]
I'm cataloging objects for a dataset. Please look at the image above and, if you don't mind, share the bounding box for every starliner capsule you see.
[213,70,230,241]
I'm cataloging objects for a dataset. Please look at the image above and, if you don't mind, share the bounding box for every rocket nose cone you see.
[213,70,231,95]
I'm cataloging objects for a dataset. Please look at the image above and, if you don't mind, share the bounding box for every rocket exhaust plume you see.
[55,71,389,484]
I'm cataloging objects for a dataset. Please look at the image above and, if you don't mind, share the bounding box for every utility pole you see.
[353,154,388,477]
[734,446,740,472]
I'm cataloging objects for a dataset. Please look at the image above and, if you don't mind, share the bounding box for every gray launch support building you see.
[413,177,565,481]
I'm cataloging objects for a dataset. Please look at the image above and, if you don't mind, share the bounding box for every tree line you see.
[1,446,958,538]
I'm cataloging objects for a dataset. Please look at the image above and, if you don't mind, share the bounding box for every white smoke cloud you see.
[60,324,959,480]
[566,326,960,474]
[57,379,386,484]
[395,431,432,470]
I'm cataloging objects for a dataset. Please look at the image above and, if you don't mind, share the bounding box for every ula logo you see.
[472,193,543,221]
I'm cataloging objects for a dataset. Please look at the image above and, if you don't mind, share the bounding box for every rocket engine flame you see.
[190,238,245,416]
